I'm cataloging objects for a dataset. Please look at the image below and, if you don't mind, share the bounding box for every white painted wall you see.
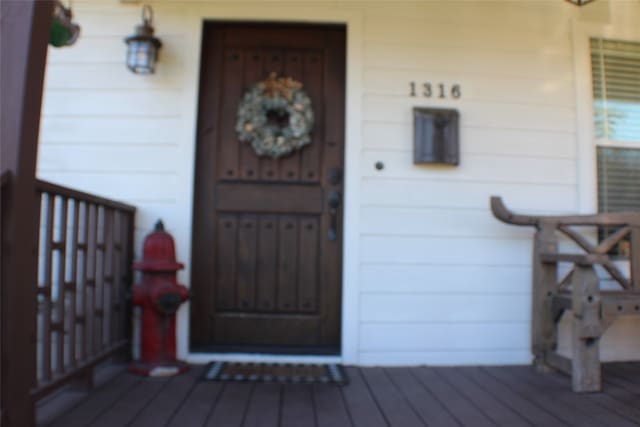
[37,0,640,366]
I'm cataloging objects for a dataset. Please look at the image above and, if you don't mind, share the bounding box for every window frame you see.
[572,21,640,214]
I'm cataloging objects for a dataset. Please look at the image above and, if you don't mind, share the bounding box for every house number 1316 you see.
[409,82,461,99]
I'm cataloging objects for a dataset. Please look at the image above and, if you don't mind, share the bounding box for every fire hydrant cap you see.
[134,220,184,272]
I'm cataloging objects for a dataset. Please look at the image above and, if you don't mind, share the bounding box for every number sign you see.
[409,82,461,99]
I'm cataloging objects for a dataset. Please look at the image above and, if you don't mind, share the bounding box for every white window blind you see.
[597,147,640,212]
[590,38,640,142]
[590,38,640,221]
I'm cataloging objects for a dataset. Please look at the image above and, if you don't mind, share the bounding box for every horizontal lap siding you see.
[42,91,182,117]
[40,117,183,145]
[364,97,575,131]
[38,4,192,262]
[360,264,531,294]
[361,236,532,265]
[361,179,577,212]
[362,151,576,183]
[36,0,612,365]
[39,146,179,173]
[360,323,529,352]
[358,350,533,366]
[358,2,575,365]
[363,124,576,158]
[360,207,536,239]
[361,294,530,323]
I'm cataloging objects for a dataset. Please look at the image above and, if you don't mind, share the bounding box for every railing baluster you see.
[31,180,135,401]
[95,206,105,353]
[125,213,135,341]
[87,204,97,358]
[68,200,79,369]
[119,212,133,342]
[41,193,54,382]
[103,208,114,349]
[78,201,89,363]
[54,196,68,375]
[111,212,122,345]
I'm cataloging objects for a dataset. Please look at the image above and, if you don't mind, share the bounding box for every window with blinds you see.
[591,38,640,255]
[597,147,640,212]
[591,38,640,142]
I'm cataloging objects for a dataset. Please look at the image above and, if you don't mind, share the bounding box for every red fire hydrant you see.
[129,220,189,376]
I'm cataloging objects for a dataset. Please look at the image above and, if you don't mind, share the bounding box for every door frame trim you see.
[178,7,364,364]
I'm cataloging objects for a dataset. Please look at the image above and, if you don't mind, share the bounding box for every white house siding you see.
[37,0,640,365]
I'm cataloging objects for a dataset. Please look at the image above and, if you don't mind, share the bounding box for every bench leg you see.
[572,333,601,392]
[532,228,558,372]
[571,265,601,392]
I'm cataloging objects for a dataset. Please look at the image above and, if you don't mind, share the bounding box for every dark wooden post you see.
[1,1,54,426]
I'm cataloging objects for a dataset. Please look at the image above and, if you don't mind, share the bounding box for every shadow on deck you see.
[39,363,640,427]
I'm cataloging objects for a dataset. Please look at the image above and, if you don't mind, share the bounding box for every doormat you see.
[203,362,348,385]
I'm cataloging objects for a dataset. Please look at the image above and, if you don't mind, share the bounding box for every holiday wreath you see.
[236,73,314,158]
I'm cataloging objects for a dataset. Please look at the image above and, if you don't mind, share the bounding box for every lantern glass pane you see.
[126,40,157,74]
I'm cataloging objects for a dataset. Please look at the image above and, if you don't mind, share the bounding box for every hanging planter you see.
[236,73,314,159]
[49,0,80,47]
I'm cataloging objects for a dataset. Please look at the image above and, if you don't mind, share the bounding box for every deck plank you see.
[166,380,224,427]
[509,366,640,427]
[46,371,142,427]
[313,383,352,427]
[435,366,530,427]
[534,368,640,426]
[340,367,387,427]
[603,364,640,394]
[280,384,316,427]
[242,383,281,427]
[130,366,205,427]
[205,383,253,427]
[384,367,460,427]
[360,367,426,427]
[500,366,633,427]
[88,375,171,427]
[483,366,606,427]
[458,367,567,427]
[412,366,495,427]
[41,363,640,427]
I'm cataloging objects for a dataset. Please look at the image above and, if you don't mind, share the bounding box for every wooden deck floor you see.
[40,363,640,427]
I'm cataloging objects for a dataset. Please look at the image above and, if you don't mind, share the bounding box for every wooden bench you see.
[490,196,640,392]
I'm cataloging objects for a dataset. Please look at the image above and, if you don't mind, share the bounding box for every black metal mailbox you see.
[413,107,459,165]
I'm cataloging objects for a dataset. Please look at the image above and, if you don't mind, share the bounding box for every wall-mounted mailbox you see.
[413,107,459,165]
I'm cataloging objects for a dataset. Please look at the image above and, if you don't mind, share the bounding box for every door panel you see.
[191,23,345,353]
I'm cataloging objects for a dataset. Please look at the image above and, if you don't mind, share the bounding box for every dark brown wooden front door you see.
[190,23,345,354]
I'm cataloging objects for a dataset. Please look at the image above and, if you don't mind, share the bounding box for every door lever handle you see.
[328,189,341,241]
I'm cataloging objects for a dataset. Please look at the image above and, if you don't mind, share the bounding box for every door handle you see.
[328,189,341,241]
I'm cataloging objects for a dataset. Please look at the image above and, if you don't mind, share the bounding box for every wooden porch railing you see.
[1,177,136,404]
[31,179,136,400]
[491,196,640,392]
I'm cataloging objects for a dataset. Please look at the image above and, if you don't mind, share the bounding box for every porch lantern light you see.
[124,5,162,74]
[566,0,595,5]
